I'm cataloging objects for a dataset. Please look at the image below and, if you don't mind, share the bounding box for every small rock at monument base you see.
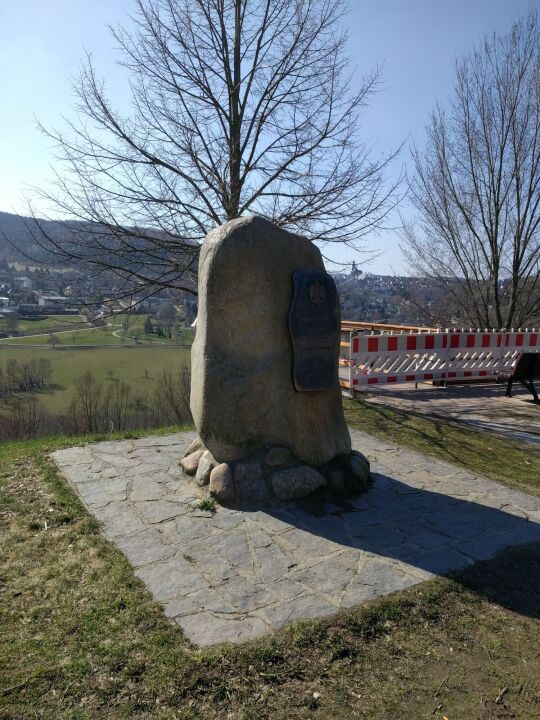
[180,449,204,476]
[209,463,234,502]
[349,451,370,489]
[326,468,346,494]
[350,450,370,477]
[235,463,270,504]
[264,446,294,468]
[183,437,204,458]
[195,451,216,486]
[271,466,326,500]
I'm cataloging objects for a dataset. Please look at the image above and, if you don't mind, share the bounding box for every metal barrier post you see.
[348,331,354,395]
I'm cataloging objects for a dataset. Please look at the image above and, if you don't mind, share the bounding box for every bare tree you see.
[75,372,103,433]
[31,0,399,302]
[35,358,53,388]
[404,12,540,328]
[132,391,150,427]
[153,365,192,424]
[108,381,132,431]
[5,358,18,393]
[4,397,49,439]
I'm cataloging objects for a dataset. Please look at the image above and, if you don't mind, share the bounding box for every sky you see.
[0,0,538,274]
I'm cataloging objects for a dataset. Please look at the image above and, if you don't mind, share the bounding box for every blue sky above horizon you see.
[0,0,538,274]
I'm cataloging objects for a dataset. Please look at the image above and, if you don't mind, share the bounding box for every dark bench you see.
[505,353,540,403]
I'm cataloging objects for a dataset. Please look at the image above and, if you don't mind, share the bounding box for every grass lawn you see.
[1,407,540,718]
[0,327,135,350]
[1,322,194,347]
[0,314,83,334]
[344,397,540,497]
[109,314,195,346]
[0,346,191,414]
[2,327,129,346]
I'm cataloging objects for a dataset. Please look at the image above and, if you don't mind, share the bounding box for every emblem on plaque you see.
[309,280,326,305]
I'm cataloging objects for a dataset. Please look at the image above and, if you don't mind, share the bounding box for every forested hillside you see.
[0,211,57,262]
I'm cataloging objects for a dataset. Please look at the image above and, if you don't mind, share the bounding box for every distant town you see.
[0,210,456,334]
[0,255,197,337]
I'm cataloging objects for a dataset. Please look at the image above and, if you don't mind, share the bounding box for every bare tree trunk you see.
[153,365,192,425]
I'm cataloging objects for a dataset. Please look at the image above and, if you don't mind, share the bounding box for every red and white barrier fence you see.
[339,327,540,391]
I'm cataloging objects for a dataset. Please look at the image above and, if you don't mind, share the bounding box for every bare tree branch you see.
[28,0,400,301]
[403,12,540,328]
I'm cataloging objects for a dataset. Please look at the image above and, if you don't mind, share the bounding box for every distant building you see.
[18,303,41,316]
[14,276,32,289]
[35,293,69,309]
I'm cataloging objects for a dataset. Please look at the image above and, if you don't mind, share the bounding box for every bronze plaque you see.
[289,268,339,391]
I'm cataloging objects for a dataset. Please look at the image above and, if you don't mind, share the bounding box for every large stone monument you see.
[182,216,370,505]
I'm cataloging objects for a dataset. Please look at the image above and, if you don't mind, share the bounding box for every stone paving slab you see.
[50,429,540,647]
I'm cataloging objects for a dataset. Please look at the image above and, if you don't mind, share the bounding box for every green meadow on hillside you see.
[2,328,128,346]
[0,314,83,334]
[0,345,191,414]
[0,315,194,347]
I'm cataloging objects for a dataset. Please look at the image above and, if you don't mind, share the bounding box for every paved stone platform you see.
[51,430,540,647]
